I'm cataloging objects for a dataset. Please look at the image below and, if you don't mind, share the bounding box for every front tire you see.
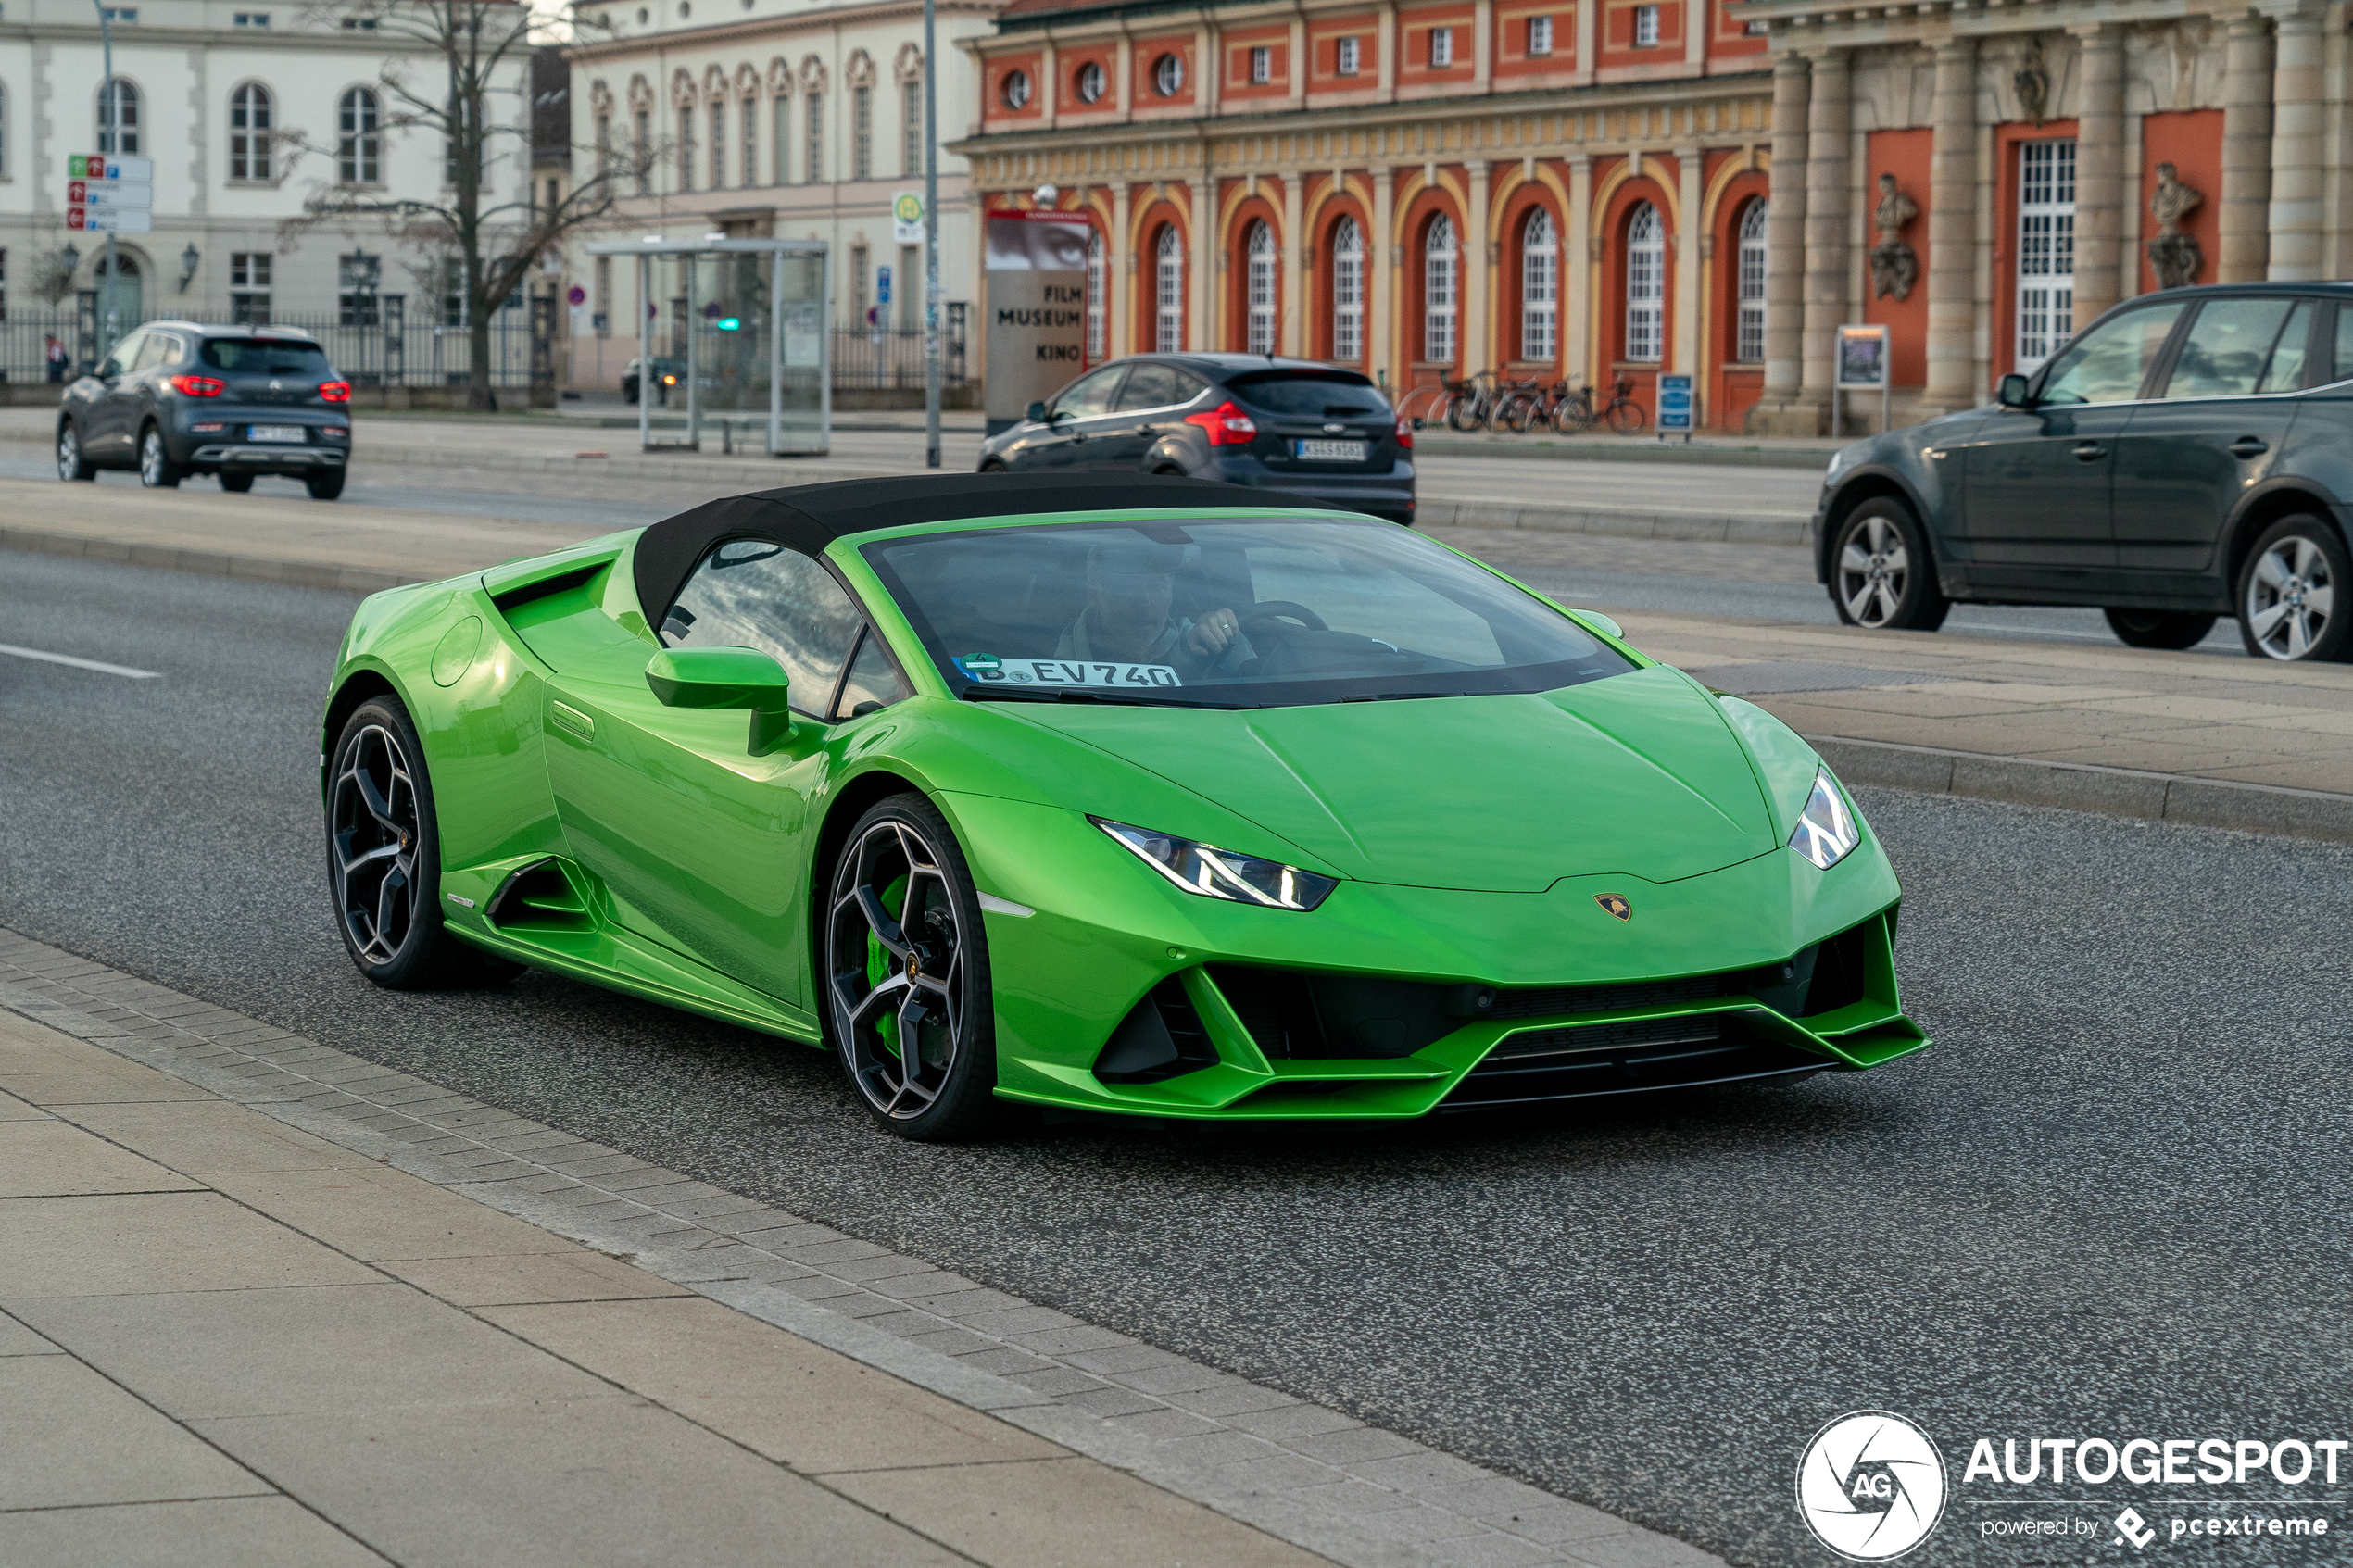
[137,424,183,488]
[1607,399,1647,435]
[2236,516,2348,662]
[327,696,517,989]
[57,421,96,481]
[307,470,346,501]
[220,472,255,494]
[824,794,1007,1142]
[1831,497,1951,632]
[2105,607,2217,651]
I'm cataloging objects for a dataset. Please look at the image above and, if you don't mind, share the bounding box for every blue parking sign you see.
[877,266,892,306]
[1657,374,1694,432]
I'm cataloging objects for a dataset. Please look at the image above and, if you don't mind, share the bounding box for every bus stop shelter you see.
[585,235,830,457]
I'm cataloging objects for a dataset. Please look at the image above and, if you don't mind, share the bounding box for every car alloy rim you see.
[57,429,77,478]
[2246,535,2334,659]
[330,723,421,965]
[141,431,162,484]
[1837,515,1908,628]
[827,818,965,1120]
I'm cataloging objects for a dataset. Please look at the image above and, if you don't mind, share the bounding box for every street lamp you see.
[178,242,200,294]
[60,242,81,278]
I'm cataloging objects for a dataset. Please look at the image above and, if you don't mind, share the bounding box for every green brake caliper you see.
[865,874,909,1060]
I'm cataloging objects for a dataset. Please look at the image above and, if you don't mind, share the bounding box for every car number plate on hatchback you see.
[248,425,308,444]
[1294,438,1365,462]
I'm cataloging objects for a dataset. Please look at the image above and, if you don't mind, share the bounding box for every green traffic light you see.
[716,317,741,331]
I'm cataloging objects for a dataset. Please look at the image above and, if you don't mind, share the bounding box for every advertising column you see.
[984,210,1091,435]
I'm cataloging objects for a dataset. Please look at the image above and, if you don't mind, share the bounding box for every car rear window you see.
[202,338,333,377]
[1227,370,1389,417]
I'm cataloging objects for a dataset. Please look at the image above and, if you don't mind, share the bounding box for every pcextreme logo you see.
[1796,1410,1950,1561]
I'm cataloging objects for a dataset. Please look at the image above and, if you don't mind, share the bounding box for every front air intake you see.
[1093,980,1220,1084]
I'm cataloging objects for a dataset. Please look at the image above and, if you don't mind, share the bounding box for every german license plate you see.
[1294,438,1365,462]
[248,425,308,444]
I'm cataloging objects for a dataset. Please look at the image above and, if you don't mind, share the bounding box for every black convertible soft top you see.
[631,471,1270,631]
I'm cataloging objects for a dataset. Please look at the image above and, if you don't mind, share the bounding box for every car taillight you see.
[1184,400,1258,446]
[319,381,352,402]
[1395,415,1414,449]
[168,374,226,397]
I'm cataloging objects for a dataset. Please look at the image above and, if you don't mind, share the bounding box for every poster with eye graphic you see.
[985,211,1093,435]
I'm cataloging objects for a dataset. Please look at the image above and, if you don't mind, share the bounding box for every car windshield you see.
[862,517,1632,709]
[202,339,333,377]
[1227,370,1390,417]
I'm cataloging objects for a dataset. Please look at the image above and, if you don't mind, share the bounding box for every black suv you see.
[57,321,353,500]
[978,355,1416,524]
[1817,282,2353,660]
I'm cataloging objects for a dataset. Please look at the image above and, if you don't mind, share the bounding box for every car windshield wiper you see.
[1339,690,1462,702]
[959,686,1241,710]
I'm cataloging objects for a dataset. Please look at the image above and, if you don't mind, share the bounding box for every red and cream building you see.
[951,0,2348,433]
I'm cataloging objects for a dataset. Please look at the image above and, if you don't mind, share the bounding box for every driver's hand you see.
[1186,608,1240,655]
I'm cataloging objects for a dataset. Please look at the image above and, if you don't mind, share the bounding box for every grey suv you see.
[57,321,353,500]
[978,355,1416,524]
[1816,282,2353,660]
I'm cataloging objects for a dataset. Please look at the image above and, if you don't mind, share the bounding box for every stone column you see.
[1465,161,1492,371]
[1753,52,1808,428]
[2269,10,2325,281]
[1574,0,1597,85]
[1672,143,1703,378]
[1567,155,1593,386]
[1110,182,1133,357]
[1378,1,1399,98]
[1281,173,1305,356]
[1371,166,1396,384]
[1288,17,1307,109]
[2220,12,2275,282]
[1191,172,1214,349]
[1924,36,1977,412]
[1474,0,1494,90]
[2070,25,2125,323]
[1797,49,1849,420]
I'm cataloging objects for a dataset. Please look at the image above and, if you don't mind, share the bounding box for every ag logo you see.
[1795,1411,1946,1561]
[1592,893,1631,922]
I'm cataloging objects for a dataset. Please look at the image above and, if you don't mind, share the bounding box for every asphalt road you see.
[2,549,2344,1567]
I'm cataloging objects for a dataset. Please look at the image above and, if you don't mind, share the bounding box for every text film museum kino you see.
[950,0,2345,433]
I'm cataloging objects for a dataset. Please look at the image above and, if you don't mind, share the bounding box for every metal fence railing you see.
[830,308,969,390]
[0,302,547,389]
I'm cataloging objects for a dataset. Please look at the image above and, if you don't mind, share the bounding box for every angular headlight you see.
[1789,771,1860,870]
[1093,818,1338,910]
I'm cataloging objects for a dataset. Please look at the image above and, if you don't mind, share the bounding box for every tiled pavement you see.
[0,926,1718,1568]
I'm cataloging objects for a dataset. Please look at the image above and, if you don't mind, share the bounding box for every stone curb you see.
[0,522,428,595]
[1815,734,2353,845]
[1416,498,1813,545]
[0,928,1719,1568]
[1415,435,1834,471]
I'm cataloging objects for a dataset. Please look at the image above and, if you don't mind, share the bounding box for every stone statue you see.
[1869,173,1920,302]
[2146,162,2205,289]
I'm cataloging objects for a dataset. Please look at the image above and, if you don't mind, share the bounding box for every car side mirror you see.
[645,646,793,753]
[1572,609,1624,640]
[1026,400,1050,424]
[1996,373,2032,409]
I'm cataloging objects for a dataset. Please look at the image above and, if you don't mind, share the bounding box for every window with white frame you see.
[1075,60,1104,103]
[2017,138,2077,372]
[1429,25,1453,66]
[230,252,271,323]
[1154,52,1185,95]
[1520,208,1556,362]
[229,82,271,181]
[1155,225,1184,351]
[903,81,923,171]
[1423,214,1456,363]
[634,108,651,194]
[805,91,824,182]
[233,11,268,23]
[97,78,138,155]
[1624,201,1664,361]
[1634,4,1659,45]
[1244,220,1277,354]
[1528,14,1553,55]
[337,87,378,183]
[1249,45,1270,83]
[741,97,756,189]
[1336,35,1361,75]
[595,111,611,178]
[853,84,872,177]
[1085,228,1106,360]
[1331,216,1364,362]
[1736,198,1768,362]
[678,106,695,190]
[709,101,724,188]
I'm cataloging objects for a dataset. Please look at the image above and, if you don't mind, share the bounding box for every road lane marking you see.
[0,643,161,679]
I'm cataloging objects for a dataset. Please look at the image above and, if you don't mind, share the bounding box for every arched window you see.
[1244,220,1277,355]
[709,101,724,188]
[337,87,379,184]
[1624,201,1664,363]
[805,91,824,182]
[677,106,695,189]
[741,96,758,190]
[1520,207,1556,363]
[771,92,788,185]
[1330,216,1364,364]
[229,83,272,182]
[1155,225,1185,352]
[1736,198,1769,362]
[1423,213,1456,365]
[1085,228,1106,361]
[98,78,139,156]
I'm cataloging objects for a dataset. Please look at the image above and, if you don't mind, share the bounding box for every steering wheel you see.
[1239,600,1329,635]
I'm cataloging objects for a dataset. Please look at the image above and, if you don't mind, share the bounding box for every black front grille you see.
[1444,1018,1830,1109]
[1484,972,1731,1021]
[1487,1014,1726,1060]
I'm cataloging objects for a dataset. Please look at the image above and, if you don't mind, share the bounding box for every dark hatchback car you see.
[978,355,1416,524]
[1817,282,2353,661]
[57,321,352,499]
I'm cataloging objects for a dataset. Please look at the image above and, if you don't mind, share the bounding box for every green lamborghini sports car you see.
[321,472,1926,1139]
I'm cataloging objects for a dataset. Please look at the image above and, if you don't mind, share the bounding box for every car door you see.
[1092,361,1202,470]
[1015,364,1128,471]
[539,539,869,1009]
[1958,299,2189,574]
[129,330,186,438]
[83,331,146,456]
[2109,295,2314,577]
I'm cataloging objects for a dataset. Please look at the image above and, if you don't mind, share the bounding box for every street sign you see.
[68,180,151,208]
[566,283,587,307]
[892,192,925,245]
[1656,374,1694,432]
[876,266,892,306]
[67,207,152,233]
[68,154,154,182]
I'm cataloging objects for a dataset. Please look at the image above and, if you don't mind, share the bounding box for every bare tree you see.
[282,0,642,409]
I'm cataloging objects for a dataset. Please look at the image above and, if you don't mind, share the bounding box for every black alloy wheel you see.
[2104,608,2218,651]
[824,794,1006,1141]
[1831,498,1951,633]
[138,423,182,489]
[2236,515,2349,662]
[57,422,96,482]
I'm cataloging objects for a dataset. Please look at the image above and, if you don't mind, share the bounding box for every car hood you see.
[999,666,1778,892]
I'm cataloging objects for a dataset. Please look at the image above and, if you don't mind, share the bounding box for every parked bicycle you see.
[1551,374,1648,435]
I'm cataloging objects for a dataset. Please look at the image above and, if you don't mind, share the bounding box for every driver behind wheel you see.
[1055,541,1256,679]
